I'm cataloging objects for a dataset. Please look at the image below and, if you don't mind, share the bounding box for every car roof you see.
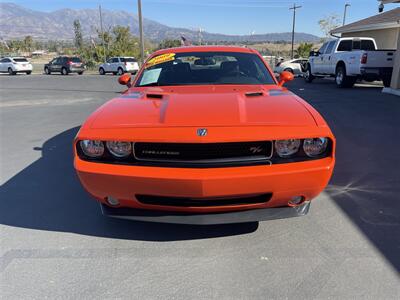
[151,45,257,57]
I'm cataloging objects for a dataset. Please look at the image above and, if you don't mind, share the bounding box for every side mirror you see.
[309,51,320,57]
[278,71,294,87]
[118,73,132,87]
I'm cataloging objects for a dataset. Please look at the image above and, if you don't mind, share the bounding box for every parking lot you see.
[1,74,399,298]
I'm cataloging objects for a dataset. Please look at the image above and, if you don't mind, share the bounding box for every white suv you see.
[98,57,139,75]
[0,57,33,75]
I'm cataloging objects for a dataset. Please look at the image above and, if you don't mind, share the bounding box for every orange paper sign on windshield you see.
[145,53,175,68]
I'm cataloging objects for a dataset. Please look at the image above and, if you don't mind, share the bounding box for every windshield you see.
[136,51,275,86]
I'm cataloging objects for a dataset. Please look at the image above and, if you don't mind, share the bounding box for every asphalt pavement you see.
[1,74,399,299]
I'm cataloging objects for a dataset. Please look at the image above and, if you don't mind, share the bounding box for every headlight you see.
[106,141,132,158]
[80,140,104,158]
[275,139,301,157]
[303,138,328,157]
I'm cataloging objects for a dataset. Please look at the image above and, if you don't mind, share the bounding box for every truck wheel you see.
[382,76,391,88]
[304,64,314,83]
[335,65,356,88]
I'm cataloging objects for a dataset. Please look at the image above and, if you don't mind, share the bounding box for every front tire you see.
[45,67,51,75]
[335,65,356,88]
[117,67,124,75]
[26,71,32,75]
[8,68,16,75]
[304,64,314,83]
[78,71,84,75]
[99,68,105,75]
[61,67,68,75]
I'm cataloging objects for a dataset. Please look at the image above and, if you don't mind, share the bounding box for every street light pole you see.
[137,0,145,66]
[343,3,351,26]
[99,5,106,62]
[289,3,302,59]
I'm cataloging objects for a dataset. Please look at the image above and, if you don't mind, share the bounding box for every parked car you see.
[98,57,140,75]
[74,46,335,225]
[305,37,395,87]
[44,56,85,75]
[274,58,308,76]
[0,57,32,75]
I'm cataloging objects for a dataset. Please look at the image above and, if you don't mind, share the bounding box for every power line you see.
[289,3,301,59]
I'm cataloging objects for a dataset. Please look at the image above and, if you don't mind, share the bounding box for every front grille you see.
[134,141,273,164]
[136,194,272,207]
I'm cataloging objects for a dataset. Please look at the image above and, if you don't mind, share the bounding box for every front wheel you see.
[8,68,16,75]
[44,67,51,75]
[117,67,124,75]
[304,64,314,83]
[26,71,32,75]
[61,67,68,75]
[78,71,84,75]
[335,65,356,88]
[99,68,105,75]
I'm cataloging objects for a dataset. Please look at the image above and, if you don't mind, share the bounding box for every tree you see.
[318,14,341,38]
[296,42,313,58]
[158,39,181,50]
[73,19,83,50]
[23,36,33,52]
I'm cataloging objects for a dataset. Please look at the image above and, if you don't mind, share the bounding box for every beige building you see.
[331,5,400,95]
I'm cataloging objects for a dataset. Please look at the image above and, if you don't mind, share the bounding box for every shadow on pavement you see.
[289,79,400,273]
[0,127,258,241]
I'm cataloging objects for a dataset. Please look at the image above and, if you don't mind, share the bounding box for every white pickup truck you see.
[304,37,395,88]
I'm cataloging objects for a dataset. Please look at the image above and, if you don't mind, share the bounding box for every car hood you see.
[89,85,316,128]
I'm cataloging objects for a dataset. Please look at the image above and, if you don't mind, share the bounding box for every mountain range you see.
[0,2,320,43]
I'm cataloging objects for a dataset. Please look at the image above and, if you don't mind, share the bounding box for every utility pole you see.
[137,0,145,66]
[99,5,106,62]
[343,3,351,25]
[289,3,301,59]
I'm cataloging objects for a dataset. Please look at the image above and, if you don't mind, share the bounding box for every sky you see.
[1,0,399,36]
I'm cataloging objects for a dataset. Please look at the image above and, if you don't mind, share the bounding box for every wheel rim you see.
[336,70,343,84]
[118,69,123,75]
[8,68,12,74]
[100,68,104,74]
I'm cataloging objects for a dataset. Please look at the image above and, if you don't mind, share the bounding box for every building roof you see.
[331,7,400,34]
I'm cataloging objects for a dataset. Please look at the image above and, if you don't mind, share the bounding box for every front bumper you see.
[75,157,334,217]
[100,200,311,224]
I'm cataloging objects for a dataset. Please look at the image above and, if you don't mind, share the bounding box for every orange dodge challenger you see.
[74,46,335,224]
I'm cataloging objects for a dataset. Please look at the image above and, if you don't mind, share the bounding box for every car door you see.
[104,58,113,72]
[51,57,62,72]
[0,58,9,72]
[313,42,328,74]
[322,41,336,74]
[111,57,120,72]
